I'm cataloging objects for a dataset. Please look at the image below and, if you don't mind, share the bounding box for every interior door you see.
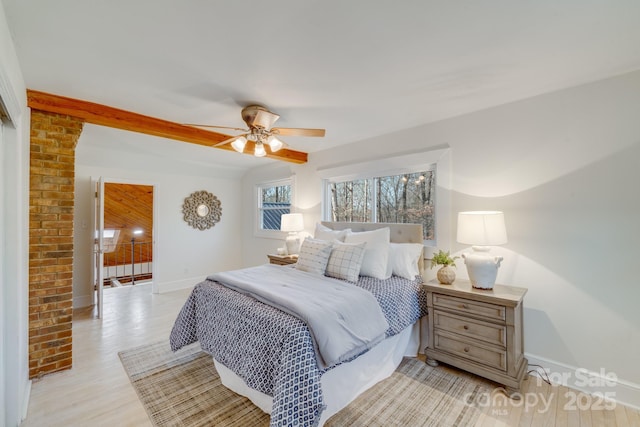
[92,177,105,318]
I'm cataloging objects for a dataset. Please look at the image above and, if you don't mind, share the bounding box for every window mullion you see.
[371,177,377,223]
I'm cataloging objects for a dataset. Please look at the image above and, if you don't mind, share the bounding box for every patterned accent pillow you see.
[325,241,366,283]
[295,238,333,275]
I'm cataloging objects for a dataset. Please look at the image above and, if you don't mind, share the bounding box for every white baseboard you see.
[72,294,93,308]
[155,277,202,294]
[526,352,640,410]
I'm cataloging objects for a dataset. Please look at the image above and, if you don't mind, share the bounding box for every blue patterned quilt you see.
[170,271,427,427]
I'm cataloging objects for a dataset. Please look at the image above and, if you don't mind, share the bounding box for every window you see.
[327,169,436,241]
[257,180,292,231]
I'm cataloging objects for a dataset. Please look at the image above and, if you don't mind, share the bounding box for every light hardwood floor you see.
[21,283,640,427]
[22,283,192,427]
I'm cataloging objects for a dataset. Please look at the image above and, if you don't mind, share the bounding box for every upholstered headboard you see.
[321,221,425,273]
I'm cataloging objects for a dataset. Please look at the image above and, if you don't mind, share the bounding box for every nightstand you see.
[267,254,298,265]
[424,279,528,398]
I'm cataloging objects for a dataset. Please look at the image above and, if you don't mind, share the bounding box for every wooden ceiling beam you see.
[26,90,308,164]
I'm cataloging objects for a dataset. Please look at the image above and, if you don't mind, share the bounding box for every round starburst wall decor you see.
[182,190,222,230]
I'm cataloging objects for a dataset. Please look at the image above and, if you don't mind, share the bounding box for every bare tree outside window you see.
[330,179,370,222]
[262,185,291,204]
[329,170,435,240]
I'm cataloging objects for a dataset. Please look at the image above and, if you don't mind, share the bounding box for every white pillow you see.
[295,238,333,276]
[344,228,391,280]
[325,241,366,283]
[389,243,424,280]
[314,223,351,242]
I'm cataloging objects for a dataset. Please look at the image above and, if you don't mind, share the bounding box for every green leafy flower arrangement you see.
[430,250,459,269]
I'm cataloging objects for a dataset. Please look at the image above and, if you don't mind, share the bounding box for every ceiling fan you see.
[184,105,325,157]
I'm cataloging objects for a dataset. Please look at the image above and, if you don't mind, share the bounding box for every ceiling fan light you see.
[268,135,284,152]
[231,136,247,153]
[254,142,267,157]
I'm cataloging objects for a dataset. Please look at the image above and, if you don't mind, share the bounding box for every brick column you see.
[29,110,84,378]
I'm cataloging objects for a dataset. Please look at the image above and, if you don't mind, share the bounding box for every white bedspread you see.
[209,264,389,368]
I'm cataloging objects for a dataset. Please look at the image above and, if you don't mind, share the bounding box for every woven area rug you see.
[119,341,490,426]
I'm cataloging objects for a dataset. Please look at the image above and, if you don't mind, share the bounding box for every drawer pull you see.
[461,303,469,309]
[463,325,469,330]
[464,347,470,353]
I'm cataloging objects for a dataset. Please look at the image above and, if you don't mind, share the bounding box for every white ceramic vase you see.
[462,246,503,289]
[285,233,301,255]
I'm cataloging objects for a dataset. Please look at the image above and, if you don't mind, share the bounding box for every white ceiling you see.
[5,0,640,170]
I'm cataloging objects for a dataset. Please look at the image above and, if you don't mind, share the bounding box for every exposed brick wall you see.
[29,110,84,378]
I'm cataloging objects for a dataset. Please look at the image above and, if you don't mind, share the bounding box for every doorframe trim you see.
[94,177,159,294]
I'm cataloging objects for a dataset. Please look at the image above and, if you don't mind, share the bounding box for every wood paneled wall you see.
[104,183,153,266]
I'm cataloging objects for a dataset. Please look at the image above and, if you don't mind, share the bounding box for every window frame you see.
[319,148,451,249]
[254,177,295,239]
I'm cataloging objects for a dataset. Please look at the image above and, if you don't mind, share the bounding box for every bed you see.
[170,222,428,427]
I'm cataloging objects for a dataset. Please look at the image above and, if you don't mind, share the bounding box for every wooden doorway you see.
[102,182,154,289]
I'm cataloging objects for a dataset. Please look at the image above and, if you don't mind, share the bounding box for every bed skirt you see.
[215,320,421,426]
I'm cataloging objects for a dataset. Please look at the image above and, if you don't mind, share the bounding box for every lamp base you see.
[462,246,503,289]
[285,233,301,255]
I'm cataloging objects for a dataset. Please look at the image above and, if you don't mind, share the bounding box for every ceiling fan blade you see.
[183,123,248,132]
[271,127,326,137]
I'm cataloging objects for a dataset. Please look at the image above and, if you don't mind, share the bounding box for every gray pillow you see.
[325,241,366,283]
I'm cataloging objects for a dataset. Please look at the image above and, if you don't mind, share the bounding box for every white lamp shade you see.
[231,136,247,153]
[457,211,507,246]
[254,142,267,157]
[280,213,304,232]
[268,135,284,152]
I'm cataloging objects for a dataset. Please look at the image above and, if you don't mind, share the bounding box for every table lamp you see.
[456,211,507,289]
[280,213,304,255]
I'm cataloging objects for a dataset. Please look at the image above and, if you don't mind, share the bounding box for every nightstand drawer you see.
[433,310,506,347]
[434,331,507,371]
[432,294,506,321]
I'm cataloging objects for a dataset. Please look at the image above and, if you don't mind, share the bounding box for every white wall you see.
[73,129,244,306]
[242,70,640,407]
[0,1,31,424]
